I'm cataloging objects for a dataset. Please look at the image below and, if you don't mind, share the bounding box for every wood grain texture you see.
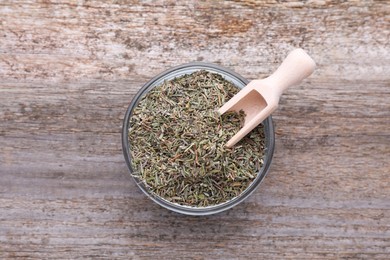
[0,0,389,259]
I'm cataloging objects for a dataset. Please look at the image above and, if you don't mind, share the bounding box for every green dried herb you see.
[128,70,265,207]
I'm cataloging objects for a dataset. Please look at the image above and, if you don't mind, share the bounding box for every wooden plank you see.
[0,0,389,258]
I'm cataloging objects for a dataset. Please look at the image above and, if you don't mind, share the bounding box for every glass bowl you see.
[122,62,275,216]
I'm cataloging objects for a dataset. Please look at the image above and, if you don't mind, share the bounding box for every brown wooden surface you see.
[1,0,389,259]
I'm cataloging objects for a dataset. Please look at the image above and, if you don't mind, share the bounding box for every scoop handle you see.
[265,48,316,97]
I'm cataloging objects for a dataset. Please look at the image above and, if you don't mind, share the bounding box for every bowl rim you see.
[122,62,275,216]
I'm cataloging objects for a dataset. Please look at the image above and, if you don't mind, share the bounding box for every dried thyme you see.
[128,70,265,207]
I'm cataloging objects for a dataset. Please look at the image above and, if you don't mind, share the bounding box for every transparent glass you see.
[122,62,275,216]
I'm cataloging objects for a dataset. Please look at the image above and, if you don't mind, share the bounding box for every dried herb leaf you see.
[128,70,265,207]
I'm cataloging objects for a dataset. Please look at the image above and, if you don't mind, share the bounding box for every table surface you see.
[1,1,389,259]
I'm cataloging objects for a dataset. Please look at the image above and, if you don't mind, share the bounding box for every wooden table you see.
[1,1,389,258]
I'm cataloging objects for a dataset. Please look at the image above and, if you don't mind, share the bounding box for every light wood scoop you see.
[218,48,316,147]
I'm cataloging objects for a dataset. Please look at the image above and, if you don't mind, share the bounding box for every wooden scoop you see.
[218,48,316,147]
